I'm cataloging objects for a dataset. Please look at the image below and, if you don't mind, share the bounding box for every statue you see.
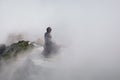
[42,27,59,58]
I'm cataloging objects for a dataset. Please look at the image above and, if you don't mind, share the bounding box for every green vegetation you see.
[0,40,34,60]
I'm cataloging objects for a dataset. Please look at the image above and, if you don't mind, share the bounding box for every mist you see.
[0,0,120,80]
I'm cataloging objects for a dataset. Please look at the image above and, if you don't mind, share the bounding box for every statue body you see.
[42,27,59,58]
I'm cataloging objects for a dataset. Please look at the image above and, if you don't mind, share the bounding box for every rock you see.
[0,44,6,54]
[0,40,34,60]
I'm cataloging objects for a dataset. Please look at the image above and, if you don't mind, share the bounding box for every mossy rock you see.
[0,40,34,60]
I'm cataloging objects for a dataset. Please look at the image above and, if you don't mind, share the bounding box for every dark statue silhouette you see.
[42,27,59,58]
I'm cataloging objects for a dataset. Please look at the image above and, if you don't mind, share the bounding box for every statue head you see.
[46,27,52,33]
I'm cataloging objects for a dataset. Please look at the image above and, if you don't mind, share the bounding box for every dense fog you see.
[0,0,120,80]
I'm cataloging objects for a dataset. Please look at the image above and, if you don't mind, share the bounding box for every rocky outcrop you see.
[0,40,34,60]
